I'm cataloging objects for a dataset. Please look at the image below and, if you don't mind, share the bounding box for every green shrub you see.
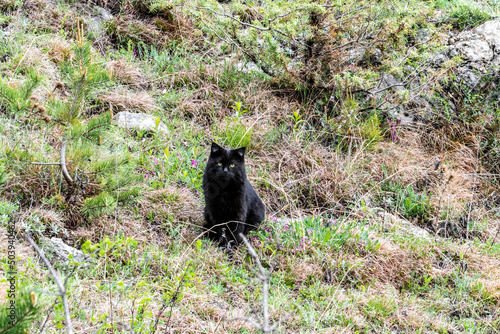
[449,4,491,29]
[378,169,434,222]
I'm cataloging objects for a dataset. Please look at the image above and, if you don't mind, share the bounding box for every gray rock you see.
[44,237,92,267]
[449,39,493,62]
[88,6,114,35]
[348,47,367,62]
[371,209,432,239]
[436,20,500,89]
[374,74,405,94]
[234,62,263,74]
[433,53,449,67]
[474,20,500,53]
[416,29,430,44]
[114,111,169,133]
[94,6,113,21]
[362,48,382,65]
[455,66,481,88]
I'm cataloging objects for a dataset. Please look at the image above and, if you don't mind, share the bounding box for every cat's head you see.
[205,142,246,182]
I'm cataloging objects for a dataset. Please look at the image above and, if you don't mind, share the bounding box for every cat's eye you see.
[217,162,222,166]
[230,164,235,168]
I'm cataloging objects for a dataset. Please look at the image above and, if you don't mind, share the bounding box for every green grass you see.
[0,0,499,332]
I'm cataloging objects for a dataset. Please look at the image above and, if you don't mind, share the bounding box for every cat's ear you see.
[211,142,223,155]
[235,147,246,158]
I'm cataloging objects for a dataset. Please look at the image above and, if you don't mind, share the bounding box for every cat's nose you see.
[223,167,229,173]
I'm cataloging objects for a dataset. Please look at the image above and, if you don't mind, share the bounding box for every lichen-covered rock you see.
[44,237,92,267]
[113,111,169,133]
[474,20,500,52]
[437,19,500,89]
[88,6,114,35]
[448,39,493,62]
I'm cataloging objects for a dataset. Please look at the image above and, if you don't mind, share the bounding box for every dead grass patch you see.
[108,59,147,87]
[99,89,157,112]
[27,0,84,39]
[252,140,368,216]
[44,37,74,64]
[139,186,203,225]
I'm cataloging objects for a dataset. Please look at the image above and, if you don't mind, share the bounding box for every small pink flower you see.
[191,160,198,168]
[154,157,158,165]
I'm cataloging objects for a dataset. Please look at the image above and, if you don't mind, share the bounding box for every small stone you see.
[113,111,169,133]
[44,237,93,268]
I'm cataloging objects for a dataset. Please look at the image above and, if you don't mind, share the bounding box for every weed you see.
[449,3,491,29]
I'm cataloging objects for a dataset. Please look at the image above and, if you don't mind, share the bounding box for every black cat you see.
[202,142,265,248]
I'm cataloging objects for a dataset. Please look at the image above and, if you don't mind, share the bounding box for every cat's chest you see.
[209,190,246,218]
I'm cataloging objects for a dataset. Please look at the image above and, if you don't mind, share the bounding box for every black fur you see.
[202,142,265,248]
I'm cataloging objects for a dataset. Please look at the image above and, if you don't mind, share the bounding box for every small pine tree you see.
[0,68,41,116]
[0,289,42,334]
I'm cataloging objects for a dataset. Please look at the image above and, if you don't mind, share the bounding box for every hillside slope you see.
[0,0,499,333]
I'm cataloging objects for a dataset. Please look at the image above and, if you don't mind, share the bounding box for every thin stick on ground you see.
[37,298,58,334]
[150,261,194,334]
[227,233,276,333]
[24,233,73,334]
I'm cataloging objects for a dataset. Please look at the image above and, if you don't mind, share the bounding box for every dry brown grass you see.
[367,129,484,219]
[107,59,146,87]
[44,37,74,64]
[250,139,370,217]
[99,89,157,112]
[139,186,203,226]
[26,0,84,39]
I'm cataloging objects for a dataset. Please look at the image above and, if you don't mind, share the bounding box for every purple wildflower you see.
[191,160,198,168]
[389,118,400,143]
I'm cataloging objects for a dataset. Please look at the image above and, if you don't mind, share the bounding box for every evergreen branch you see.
[44,116,69,126]
[68,74,86,122]
[0,86,13,103]
[0,307,35,334]
[73,123,110,140]
[24,233,73,334]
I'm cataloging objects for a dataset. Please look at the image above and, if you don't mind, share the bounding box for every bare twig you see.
[24,233,73,334]
[155,262,194,334]
[38,299,58,334]
[226,233,276,333]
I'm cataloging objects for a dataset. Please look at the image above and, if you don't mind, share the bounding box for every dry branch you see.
[24,233,73,334]
[226,233,276,333]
